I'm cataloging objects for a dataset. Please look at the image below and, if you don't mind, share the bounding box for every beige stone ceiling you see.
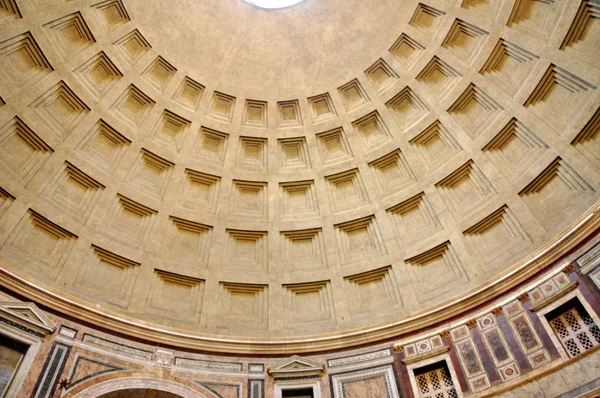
[0,0,599,350]
[128,0,407,96]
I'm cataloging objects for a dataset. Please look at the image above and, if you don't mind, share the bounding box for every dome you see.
[0,0,598,357]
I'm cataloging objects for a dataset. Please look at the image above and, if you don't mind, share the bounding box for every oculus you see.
[243,0,305,9]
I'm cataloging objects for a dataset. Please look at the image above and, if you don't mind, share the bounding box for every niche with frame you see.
[545,298,600,359]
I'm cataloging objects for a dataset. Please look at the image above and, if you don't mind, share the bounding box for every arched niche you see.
[66,376,211,398]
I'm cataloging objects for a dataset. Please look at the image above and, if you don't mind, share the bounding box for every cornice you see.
[401,346,450,364]
[530,281,579,312]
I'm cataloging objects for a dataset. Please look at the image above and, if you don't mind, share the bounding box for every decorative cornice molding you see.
[530,281,579,312]
[401,346,450,364]
[267,355,323,379]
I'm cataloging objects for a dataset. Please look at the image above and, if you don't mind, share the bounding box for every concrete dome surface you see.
[0,0,598,355]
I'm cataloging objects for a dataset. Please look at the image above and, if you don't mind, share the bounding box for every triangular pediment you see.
[0,301,56,337]
[12,308,38,320]
[268,355,324,379]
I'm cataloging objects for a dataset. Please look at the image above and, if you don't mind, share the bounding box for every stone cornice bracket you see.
[0,301,56,337]
[517,293,529,303]
[562,263,575,275]
[154,348,174,367]
[267,355,324,379]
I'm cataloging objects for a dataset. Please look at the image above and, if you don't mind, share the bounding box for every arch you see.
[63,372,212,398]
[99,390,183,398]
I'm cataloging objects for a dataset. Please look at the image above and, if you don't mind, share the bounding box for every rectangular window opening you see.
[546,298,600,358]
[282,388,314,398]
[414,360,458,398]
[0,336,29,397]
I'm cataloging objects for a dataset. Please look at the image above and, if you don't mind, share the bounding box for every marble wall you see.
[1,238,599,397]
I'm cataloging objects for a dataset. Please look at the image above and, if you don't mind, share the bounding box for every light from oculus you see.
[243,0,305,9]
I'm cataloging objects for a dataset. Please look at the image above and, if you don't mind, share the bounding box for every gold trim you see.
[562,263,575,274]
[0,205,597,354]
[578,386,600,398]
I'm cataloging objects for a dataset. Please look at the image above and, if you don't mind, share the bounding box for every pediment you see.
[268,355,324,379]
[0,301,56,337]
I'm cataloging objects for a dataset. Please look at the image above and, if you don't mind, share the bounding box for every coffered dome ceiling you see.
[0,0,598,353]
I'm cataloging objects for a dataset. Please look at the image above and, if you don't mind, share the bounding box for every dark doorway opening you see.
[282,387,315,398]
[99,390,184,398]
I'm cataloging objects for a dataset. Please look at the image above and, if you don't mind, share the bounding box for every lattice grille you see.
[416,366,458,398]
[549,307,600,358]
